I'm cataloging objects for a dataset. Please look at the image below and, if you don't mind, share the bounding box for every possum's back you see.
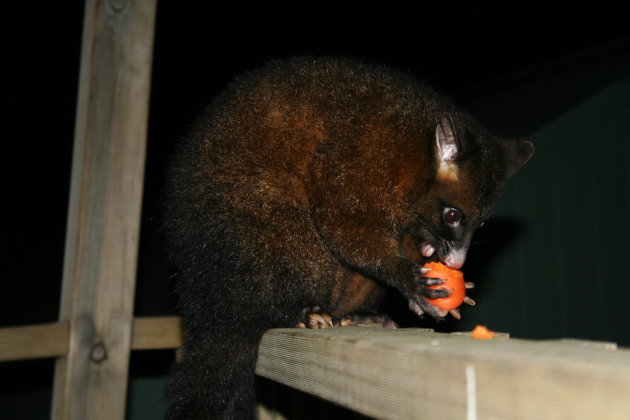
[178,57,439,183]
[163,57,449,284]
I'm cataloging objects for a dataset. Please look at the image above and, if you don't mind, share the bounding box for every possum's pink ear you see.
[504,140,534,177]
[435,116,461,181]
[435,116,460,162]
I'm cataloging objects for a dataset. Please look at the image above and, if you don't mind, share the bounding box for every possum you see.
[162,56,533,419]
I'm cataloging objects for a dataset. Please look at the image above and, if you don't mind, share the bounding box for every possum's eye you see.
[443,208,462,225]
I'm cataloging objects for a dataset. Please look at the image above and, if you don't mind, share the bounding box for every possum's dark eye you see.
[444,208,462,225]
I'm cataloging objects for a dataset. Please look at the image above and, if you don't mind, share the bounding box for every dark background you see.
[2,2,629,419]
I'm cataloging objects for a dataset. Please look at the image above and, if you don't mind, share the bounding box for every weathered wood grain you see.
[0,322,70,361]
[0,317,183,362]
[130,316,183,350]
[256,327,630,420]
[51,0,157,419]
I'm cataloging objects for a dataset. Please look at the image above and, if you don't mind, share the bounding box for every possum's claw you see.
[413,265,445,287]
[449,308,461,319]
[297,306,336,329]
[297,307,398,329]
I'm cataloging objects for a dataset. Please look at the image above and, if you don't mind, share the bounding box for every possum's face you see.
[418,204,483,269]
[408,116,532,269]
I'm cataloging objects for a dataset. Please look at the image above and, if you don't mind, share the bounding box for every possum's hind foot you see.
[296,307,398,329]
[296,306,341,329]
[343,312,398,329]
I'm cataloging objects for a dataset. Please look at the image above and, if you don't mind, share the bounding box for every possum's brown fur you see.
[163,56,533,419]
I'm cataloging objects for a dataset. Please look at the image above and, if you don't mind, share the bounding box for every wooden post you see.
[52,0,157,419]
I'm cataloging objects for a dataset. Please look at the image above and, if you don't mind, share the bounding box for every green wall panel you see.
[458,77,630,346]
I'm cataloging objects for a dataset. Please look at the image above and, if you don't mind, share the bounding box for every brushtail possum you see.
[163,56,533,419]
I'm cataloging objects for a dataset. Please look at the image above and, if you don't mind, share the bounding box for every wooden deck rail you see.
[3,321,630,419]
[256,327,630,420]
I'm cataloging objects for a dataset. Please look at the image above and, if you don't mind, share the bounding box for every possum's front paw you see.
[408,264,452,319]
[297,306,340,329]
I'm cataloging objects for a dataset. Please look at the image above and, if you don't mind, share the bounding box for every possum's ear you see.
[503,140,534,177]
[435,116,460,181]
[435,116,460,162]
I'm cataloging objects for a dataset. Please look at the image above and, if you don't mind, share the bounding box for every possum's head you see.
[411,115,534,269]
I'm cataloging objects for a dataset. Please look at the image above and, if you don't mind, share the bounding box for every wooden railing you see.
[256,327,630,419]
[3,322,630,419]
